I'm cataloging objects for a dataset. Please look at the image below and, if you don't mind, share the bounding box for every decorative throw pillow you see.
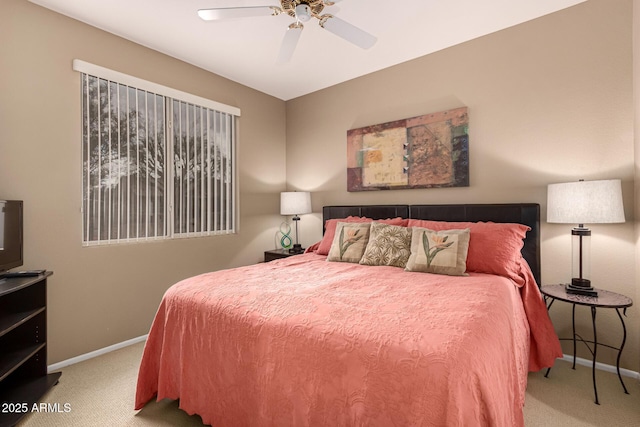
[406,219,530,280]
[316,216,407,255]
[405,227,471,276]
[326,222,371,263]
[359,222,412,268]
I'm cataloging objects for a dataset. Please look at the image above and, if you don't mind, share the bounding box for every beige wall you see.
[0,0,287,363]
[287,0,639,371]
[2,0,638,374]
[635,0,640,378]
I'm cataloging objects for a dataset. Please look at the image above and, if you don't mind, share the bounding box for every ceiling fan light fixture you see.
[295,3,312,22]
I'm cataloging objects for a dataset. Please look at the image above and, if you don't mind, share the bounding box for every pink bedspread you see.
[136,253,560,426]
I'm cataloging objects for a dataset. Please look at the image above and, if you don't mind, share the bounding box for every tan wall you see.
[0,0,287,363]
[634,0,640,378]
[287,0,639,371]
[2,0,638,373]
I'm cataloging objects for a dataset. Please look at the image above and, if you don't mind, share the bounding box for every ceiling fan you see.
[197,0,377,63]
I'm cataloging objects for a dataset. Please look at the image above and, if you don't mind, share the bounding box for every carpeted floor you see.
[17,342,640,426]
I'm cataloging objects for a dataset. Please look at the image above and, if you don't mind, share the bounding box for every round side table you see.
[541,284,633,405]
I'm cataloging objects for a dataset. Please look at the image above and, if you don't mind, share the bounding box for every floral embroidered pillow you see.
[327,222,371,263]
[405,227,470,276]
[406,219,529,280]
[316,216,407,255]
[359,223,412,268]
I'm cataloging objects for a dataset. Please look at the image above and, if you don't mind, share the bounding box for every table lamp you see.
[547,179,625,296]
[280,191,311,254]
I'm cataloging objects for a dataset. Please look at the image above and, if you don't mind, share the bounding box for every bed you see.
[135,203,562,426]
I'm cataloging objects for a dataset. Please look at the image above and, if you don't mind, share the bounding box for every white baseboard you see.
[48,334,148,372]
[560,353,640,380]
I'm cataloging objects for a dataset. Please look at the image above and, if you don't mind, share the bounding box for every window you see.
[76,61,239,245]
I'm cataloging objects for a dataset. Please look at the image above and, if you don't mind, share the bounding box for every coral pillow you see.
[316,216,408,255]
[406,219,530,280]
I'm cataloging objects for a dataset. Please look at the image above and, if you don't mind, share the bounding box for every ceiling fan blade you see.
[319,15,376,49]
[277,23,303,64]
[197,6,279,21]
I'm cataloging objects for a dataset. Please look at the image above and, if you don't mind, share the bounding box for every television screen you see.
[0,200,24,273]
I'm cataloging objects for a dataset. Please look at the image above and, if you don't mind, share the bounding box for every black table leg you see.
[572,303,577,370]
[591,306,599,405]
[546,297,555,310]
[544,297,555,378]
[615,308,629,394]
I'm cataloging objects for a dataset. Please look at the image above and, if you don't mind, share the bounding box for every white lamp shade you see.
[547,179,625,224]
[280,191,311,215]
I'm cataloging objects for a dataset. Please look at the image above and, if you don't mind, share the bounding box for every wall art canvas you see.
[347,107,469,191]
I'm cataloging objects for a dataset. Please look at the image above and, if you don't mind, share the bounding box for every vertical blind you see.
[78,64,238,245]
[171,100,235,236]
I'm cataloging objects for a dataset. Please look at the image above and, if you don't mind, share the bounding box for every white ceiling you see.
[29,0,586,101]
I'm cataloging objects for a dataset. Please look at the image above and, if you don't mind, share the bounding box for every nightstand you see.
[264,249,298,262]
[541,284,633,405]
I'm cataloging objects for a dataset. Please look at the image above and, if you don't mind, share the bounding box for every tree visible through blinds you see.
[81,73,236,245]
[171,100,234,236]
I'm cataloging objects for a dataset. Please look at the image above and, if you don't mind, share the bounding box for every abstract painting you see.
[347,107,469,191]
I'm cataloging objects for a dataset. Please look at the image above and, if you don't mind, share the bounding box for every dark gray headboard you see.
[322,203,541,285]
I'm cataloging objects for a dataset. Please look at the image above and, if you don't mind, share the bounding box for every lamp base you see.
[289,244,304,254]
[571,277,591,288]
[565,281,598,297]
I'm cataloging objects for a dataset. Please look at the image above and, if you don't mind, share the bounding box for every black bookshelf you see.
[0,272,60,427]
